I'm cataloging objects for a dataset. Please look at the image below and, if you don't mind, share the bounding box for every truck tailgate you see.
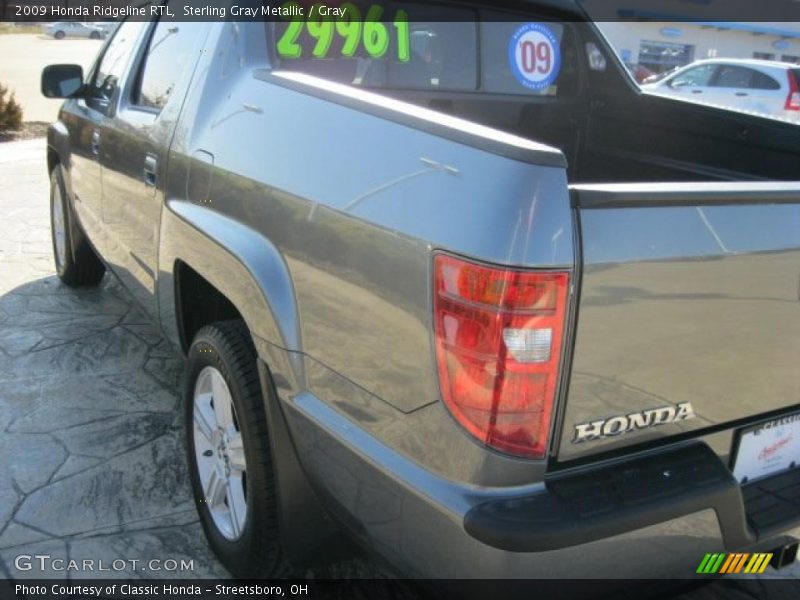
[560,182,800,461]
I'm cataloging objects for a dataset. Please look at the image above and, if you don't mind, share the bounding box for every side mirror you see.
[41,64,85,99]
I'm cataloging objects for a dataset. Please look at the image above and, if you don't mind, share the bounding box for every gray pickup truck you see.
[41,1,800,582]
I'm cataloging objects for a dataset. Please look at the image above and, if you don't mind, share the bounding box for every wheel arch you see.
[160,200,302,360]
[47,146,59,175]
[47,120,71,176]
[47,146,101,280]
[165,202,342,566]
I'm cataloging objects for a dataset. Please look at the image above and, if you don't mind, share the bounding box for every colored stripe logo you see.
[696,553,772,574]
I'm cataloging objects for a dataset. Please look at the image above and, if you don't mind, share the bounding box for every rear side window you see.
[480,21,577,96]
[710,65,780,90]
[358,20,478,91]
[712,65,765,89]
[712,65,752,88]
[750,70,781,90]
[135,21,206,110]
[273,5,478,92]
[272,4,578,97]
[91,21,146,102]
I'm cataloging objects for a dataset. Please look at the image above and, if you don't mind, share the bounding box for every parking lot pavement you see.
[0,34,102,123]
[0,139,228,578]
[0,137,799,595]
[0,138,391,584]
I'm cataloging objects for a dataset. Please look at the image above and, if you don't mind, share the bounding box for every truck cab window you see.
[273,7,478,92]
[89,21,146,109]
[135,20,206,110]
[272,3,579,99]
[480,20,578,97]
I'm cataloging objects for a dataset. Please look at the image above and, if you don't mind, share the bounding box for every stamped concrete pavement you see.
[0,138,394,587]
[0,139,229,579]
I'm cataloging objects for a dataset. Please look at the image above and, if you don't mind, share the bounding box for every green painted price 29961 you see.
[276,2,410,62]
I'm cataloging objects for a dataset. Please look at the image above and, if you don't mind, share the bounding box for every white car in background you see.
[43,22,107,40]
[642,58,800,124]
[92,22,118,36]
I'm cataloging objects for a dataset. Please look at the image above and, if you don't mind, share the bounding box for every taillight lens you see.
[433,254,570,458]
[785,71,800,111]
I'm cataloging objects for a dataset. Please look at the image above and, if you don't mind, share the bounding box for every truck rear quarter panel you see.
[162,22,575,486]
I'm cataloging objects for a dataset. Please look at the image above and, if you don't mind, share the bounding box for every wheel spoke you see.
[227,434,246,472]
[211,373,234,429]
[52,187,66,267]
[226,474,247,538]
[193,365,248,542]
[193,396,216,443]
[204,469,226,506]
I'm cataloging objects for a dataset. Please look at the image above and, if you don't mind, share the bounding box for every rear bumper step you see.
[769,539,799,570]
[744,468,800,538]
[465,442,800,553]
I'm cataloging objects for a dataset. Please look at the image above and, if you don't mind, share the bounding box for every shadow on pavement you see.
[0,274,390,584]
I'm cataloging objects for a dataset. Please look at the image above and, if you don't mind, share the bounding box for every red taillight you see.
[433,254,570,458]
[785,71,800,111]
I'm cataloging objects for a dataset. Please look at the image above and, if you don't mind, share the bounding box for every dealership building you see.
[598,21,800,73]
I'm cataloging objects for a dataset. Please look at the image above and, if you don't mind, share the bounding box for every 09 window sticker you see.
[508,23,562,91]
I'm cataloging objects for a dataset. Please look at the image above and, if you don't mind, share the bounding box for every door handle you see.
[735,92,748,97]
[143,154,158,187]
[691,90,703,94]
[91,130,100,156]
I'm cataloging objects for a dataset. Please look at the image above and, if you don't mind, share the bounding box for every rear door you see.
[708,64,782,117]
[743,68,785,117]
[100,15,209,317]
[558,182,800,461]
[66,20,146,249]
[705,64,753,110]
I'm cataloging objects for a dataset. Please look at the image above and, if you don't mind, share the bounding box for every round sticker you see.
[508,23,562,91]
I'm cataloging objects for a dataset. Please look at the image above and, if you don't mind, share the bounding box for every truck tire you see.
[184,320,290,578]
[50,165,106,286]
